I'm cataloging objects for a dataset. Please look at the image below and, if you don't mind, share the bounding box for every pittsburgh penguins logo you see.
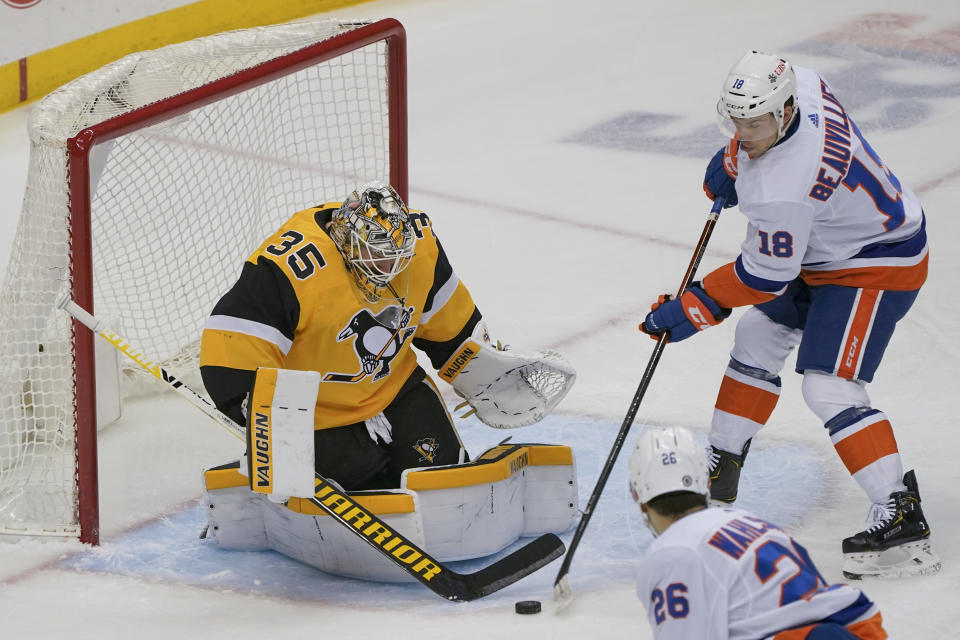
[324,305,416,383]
[414,438,439,463]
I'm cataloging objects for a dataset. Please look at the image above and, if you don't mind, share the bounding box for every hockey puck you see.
[514,600,541,615]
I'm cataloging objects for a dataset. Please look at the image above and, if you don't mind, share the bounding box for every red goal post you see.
[0,18,407,544]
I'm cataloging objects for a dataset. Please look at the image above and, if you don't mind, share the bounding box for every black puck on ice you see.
[515,600,542,614]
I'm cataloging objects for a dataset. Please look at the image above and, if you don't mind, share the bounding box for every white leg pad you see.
[201,444,577,582]
[201,466,269,550]
[262,494,427,583]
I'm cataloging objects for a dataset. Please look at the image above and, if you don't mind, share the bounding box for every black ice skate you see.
[841,470,941,579]
[708,440,751,504]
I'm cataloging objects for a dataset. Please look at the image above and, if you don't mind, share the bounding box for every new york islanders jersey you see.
[635,507,885,640]
[703,66,928,308]
[199,203,481,429]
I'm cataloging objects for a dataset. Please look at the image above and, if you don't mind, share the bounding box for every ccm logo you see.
[687,306,712,330]
[845,336,860,367]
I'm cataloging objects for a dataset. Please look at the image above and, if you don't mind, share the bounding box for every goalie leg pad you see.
[201,462,269,550]
[247,367,320,499]
[201,444,577,582]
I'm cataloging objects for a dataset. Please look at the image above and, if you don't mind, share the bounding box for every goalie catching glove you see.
[438,324,576,429]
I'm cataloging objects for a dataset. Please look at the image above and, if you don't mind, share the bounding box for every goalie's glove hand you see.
[640,284,730,342]
[454,339,508,420]
[443,335,575,429]
[703,138,739,208]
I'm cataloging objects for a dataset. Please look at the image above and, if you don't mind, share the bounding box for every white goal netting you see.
[0,19,402,538]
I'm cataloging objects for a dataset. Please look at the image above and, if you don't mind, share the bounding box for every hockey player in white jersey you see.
[630,426,887,640]
[640,51,938,579]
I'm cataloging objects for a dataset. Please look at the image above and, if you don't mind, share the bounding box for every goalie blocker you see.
[244,367,319,500]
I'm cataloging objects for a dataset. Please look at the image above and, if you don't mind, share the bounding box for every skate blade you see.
[842,539,942,579]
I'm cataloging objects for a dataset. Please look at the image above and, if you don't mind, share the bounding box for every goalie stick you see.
[553,196,726,607]
[58,296,564,602]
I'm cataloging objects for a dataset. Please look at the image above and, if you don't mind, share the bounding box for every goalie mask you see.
[330,182,415,302]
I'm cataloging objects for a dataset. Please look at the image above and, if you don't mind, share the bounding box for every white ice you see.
[2,0,960,638]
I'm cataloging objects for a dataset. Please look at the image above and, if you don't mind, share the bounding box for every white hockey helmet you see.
[330,181,415,302]
[628,426,709,505]
[716,50,797,142]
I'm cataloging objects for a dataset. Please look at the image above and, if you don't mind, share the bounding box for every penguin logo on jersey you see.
[324,305,416,383]
[414,438,439,463]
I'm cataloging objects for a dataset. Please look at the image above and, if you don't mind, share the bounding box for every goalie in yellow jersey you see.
[200,181,575,492]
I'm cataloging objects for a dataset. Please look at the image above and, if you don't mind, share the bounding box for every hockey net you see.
[0,18,407,543]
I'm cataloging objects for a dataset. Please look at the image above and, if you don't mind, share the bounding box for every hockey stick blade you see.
[58,295,563,601]
[459,533,565,600]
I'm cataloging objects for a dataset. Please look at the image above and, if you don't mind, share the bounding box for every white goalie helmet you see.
[628,426,709,505]
[329,181,416,302]
[716,50,797,142]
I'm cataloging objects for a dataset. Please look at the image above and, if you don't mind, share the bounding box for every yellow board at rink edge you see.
[0,0,377,113]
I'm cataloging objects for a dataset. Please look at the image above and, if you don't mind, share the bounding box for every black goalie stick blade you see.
[450,533,565,601]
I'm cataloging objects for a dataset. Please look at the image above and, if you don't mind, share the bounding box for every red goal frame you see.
[65,19,408,544]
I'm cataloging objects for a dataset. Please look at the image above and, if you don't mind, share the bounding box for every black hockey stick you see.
[553,196,726,605]
[58,296,564,602]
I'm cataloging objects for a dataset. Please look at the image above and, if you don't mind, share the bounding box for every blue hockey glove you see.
[703,138,739,208]
[640,285,731,342]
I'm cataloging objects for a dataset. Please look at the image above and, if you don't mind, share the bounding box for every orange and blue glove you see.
[640,285,731,342]
[703,138,739,208]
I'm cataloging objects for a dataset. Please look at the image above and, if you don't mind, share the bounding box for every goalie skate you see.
[842,539,941,579]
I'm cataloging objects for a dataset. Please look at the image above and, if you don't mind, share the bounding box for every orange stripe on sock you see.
[714,375,779,424]
[834,419,899,474]
[837,289,880,379]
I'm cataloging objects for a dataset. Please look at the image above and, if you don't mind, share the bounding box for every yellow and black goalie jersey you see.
[199,203,482,429]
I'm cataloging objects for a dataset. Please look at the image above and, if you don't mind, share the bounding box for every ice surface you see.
[2,1,960,638]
